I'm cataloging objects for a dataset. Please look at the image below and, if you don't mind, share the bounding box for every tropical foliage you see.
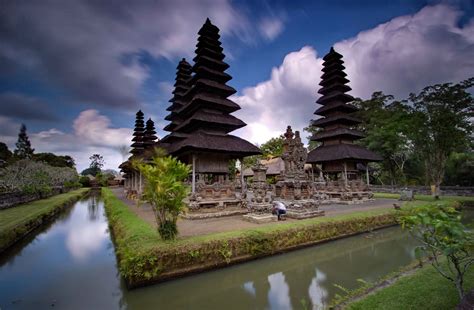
[353,78,473,188]
[399,204,474,300]
[133,153,190,240]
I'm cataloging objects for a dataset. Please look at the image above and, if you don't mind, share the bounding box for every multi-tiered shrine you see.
[161,19,261,213]
[120,110,158,197]
[307,47,381,201]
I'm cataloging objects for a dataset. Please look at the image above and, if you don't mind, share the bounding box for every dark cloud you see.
[0,0,255,109]
[0,92,58,121]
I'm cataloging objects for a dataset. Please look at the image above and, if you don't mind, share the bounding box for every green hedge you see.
[103,188,474,288]
[0,188,90,253]
[102,188,402,288]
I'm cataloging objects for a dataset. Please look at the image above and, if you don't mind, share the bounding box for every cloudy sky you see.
[1,0,473,172]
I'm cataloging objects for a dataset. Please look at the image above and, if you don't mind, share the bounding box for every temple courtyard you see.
[110,187,397,237]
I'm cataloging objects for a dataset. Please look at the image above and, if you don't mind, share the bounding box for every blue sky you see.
[0,0,473,171]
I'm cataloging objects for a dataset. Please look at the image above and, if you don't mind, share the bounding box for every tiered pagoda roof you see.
[163,59,192,134]
[143,118,158,149]
[130,110,145,156]
[307,47,381,163]
[163,18,260,158]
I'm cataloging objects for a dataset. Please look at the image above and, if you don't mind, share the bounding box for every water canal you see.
[0,192,471,309]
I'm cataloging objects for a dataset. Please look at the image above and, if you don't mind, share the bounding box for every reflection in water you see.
[243,281,256,297]
[308,269,328,309]
[0,193,122,309]
[268,272,291,310]
[87,195,99,221]
[0,195,472,310]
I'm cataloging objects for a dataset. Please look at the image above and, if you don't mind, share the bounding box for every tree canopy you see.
[14,124,34,159]
[354,77,473,188]
[33,153,75,168]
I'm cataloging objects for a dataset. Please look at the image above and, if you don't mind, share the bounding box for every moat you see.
[0,192,472,309]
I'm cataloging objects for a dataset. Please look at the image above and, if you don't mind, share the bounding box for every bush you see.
[0,159,79,195]
[79,176,91,187]
[133,152,190,240]
[399,204,474,300]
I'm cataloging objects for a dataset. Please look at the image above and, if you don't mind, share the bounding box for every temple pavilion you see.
[307,47,381,184]
[120,110,159,195]
[160,18,261,199]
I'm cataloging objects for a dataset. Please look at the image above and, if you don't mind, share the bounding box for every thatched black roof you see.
[174,110,246,133]
[314,101,358,116]
[307,144,382,163]
[308,47,381,166]
[163,18,260,157]
[143,118,158,148]
[311,128,365,141]
[168,132,260,157]
[163,58,192,132]
[312,114,362,127]
[130,110,145,155]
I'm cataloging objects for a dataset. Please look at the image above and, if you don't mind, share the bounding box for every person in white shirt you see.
[272,201,287,221]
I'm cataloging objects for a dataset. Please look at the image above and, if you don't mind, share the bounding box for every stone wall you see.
[0,186,75,210]
[371,185,474,196]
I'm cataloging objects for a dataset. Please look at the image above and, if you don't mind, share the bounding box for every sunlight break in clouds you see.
[233,4,474,146]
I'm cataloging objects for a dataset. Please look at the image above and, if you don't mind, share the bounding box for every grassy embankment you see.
[328,193,474,309]
[342,261,474,309]
[0,188,90,253]
[102,188,474,288]
[375,192,474,205]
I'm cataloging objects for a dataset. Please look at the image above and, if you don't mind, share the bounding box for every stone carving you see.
[247,162,273,213]
[188,179,244,211]
[281,126,307,180]
[272,125,324,219]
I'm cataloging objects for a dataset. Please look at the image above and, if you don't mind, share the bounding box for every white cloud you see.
[336,4,474,99]
[73,109,132,148]
[233,46,322,144]
[259,17,285,41]
[233,4,474,146]
[1,110,133,172]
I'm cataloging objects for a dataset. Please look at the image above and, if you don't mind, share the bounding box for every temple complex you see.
[307,48,381,200]
[120,25,381,220]
[161,18,261,212]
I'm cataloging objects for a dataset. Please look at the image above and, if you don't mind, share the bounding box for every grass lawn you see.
[375,192,474,203]
[347,263,474,310]
[0,188,90,252]
[102,187,398,251]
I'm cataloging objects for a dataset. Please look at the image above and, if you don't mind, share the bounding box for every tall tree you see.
[260,135,284,159]
[303,125,320,151]
[88,154,105,176]
[408,78,474,197]
[14,124,34,159]
[355,92,413,185]
[0,142,12,165]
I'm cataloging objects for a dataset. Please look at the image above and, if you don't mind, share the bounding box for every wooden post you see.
[366,164,370,186]
[139,171,142,195]
[132,172,135,191]
[344,162,348,187]
[240,158,245,193]
[192,154,196,194]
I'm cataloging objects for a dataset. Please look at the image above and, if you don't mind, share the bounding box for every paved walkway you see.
[110,187,397,238]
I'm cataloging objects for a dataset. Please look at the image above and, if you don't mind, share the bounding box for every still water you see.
[0,193,469,309]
